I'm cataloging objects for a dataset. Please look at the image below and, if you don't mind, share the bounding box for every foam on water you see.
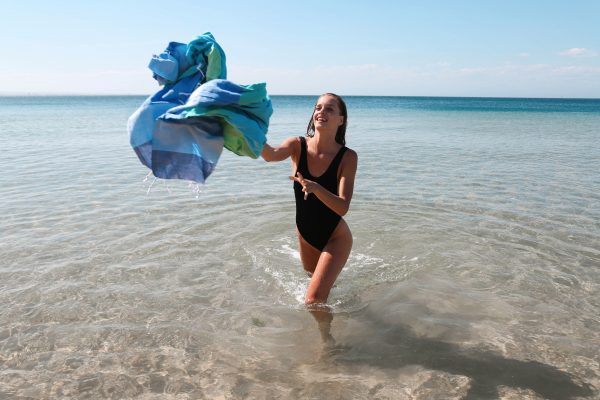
[246,237,308,306]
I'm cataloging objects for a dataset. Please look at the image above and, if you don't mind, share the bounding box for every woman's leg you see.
[305,220,352,304]
[298,231,321,275]
[298,234,337,345]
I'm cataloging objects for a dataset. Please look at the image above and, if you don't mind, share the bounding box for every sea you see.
[1,95,599,399]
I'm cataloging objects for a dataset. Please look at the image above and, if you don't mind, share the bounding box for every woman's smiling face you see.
[313,95,344,131]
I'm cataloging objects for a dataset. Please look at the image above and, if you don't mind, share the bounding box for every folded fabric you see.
[147,33,226,86]
[163,79,272,159]
[128,32,271,183]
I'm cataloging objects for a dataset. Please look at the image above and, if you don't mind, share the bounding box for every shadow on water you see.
[322,307,596,400]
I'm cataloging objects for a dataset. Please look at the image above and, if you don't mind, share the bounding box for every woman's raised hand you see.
[289,172,318,200]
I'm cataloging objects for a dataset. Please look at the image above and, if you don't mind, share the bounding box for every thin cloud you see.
[457,64,549,75]
[559,48,598,57]
[552,66,600,75]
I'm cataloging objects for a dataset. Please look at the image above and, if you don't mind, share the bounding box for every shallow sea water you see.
[1,95,599,399]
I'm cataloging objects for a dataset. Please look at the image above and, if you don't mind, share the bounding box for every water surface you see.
[1,95,599,399]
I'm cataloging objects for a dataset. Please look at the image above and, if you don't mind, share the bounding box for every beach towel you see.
[128,32,272,183]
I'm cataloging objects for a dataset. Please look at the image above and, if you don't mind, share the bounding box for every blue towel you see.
[128,32,271,183]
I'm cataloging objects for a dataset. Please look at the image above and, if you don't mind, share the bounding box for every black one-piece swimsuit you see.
[294,136,347,251]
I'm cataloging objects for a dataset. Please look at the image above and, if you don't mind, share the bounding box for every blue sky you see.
[2,0,599,97]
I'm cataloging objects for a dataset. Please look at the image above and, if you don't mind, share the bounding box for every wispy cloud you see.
[4,62,599,96]
[559,48,598,57]
[457,64,550,76]
[228,62,600,97]
[551,66,600,75]
[0,69,154,95]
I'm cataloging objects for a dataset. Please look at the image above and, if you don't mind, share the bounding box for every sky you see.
[2,0,599,98]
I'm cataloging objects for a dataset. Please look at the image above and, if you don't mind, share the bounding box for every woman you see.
[261,93,358,306]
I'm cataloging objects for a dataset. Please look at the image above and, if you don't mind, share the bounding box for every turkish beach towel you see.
[128,32,272,183]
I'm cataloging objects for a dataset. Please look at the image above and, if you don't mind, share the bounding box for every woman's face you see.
[313,95,344,132]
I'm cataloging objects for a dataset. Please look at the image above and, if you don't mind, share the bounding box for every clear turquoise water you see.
[1,96,599,398]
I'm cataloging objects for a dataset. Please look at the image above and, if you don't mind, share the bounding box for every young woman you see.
[261,93,358,306]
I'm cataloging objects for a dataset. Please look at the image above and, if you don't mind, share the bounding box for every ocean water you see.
[1,95,599,399]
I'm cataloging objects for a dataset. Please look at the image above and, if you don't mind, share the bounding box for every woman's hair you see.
[306,93,348,145]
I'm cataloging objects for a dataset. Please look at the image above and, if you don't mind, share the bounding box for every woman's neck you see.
[310,130,339,152]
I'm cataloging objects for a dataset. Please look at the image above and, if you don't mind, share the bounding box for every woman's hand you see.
[292,149,357,216]
[289,172,320,200]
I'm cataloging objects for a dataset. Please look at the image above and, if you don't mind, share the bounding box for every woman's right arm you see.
[261,136,298,162]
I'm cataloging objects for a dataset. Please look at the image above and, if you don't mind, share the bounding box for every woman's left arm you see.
[291,150,358,216]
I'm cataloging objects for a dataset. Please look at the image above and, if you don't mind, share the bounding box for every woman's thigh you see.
[305,221,353,304]
[298,231,321,275]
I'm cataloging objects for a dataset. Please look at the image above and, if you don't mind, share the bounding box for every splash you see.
[187,182,203,199]
[246,238,307,306]
[142,172,203,198]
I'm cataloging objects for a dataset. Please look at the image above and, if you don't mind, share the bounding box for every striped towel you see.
[128,32,272,183]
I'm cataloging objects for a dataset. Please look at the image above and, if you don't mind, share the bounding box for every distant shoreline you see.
[1,93,599,100]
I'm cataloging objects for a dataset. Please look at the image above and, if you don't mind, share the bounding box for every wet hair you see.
[306,93,348,146]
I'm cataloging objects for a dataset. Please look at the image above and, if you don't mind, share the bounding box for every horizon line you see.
[1,93,599,100]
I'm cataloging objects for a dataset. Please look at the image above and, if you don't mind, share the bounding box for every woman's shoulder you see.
[277,136,302,148]
[279,136,302,158]
[341,147,358,169]
[343,147,357,160]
